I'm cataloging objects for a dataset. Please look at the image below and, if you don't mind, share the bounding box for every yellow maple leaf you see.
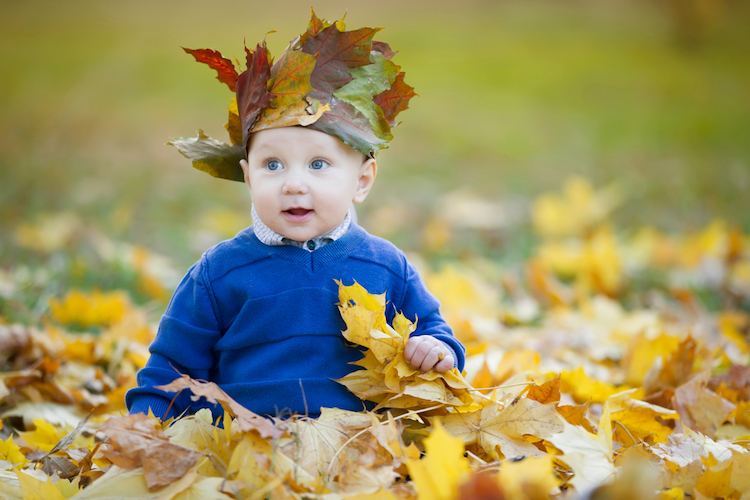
[18,419,70,453]
[15,471,66,500]
[602,389,679,446]
[611,407,678,445]
[406,423,470,500]
[0,435,27,466]
[48,289,129,329]
[681,219,730,267]
[535,226,623,298]
[440,398,561,460]
[695,455,735,498]
[735,401,750,428]
[658,488,685,500]
[531,176,621,239]
[498,455,559,500]
[560,367,622,403]
[622,333,681,386]
[164,409,230,478]
[423,264,501,321]
[335,280,477,411]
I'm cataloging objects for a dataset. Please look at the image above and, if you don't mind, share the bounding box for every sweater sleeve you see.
[399,260,466,372]
[125,257,222,420]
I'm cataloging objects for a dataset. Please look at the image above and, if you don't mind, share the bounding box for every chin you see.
[281,229,317,242]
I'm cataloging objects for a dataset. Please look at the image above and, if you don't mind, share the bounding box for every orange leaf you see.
[526,376,561,404]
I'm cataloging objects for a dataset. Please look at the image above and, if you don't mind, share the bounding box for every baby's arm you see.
[126,258,221,419]
[398,260,465,374]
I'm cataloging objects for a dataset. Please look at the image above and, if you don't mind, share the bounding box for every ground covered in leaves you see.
[1,179,750,500]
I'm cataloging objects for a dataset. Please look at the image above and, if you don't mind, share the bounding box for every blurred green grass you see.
[1,0,749,273]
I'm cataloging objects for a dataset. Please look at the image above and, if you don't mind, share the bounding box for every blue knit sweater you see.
[125,223,465,420]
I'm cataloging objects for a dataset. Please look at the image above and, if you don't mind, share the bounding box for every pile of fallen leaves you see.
[1,178,749,499]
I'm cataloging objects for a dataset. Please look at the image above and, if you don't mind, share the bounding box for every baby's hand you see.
[404,336,454,373]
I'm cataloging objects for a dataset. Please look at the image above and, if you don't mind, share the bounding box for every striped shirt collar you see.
[251,204,351,252]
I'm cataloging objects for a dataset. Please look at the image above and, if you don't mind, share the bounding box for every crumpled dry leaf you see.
[672,371,735,436]
[98,413,201,491]
[156,375,283,439]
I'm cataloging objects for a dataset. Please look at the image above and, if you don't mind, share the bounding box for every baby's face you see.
[241,127,376,242]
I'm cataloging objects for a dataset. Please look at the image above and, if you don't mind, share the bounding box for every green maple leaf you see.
[333,52,399,141]
[182,47,239,92]
[168,130,244,182]
[373,71,416,127]
[309,98,388,156]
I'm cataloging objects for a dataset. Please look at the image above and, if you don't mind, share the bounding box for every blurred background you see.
[2,0,749,321]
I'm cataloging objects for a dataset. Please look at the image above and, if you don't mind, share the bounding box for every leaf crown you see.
[169,10,416,182]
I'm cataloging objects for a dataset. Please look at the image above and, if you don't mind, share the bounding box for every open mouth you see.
[283,208,313,221]
[285,208,312,216]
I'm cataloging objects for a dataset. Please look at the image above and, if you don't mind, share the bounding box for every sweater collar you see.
[251,204,351,252]
[242,222,368,270]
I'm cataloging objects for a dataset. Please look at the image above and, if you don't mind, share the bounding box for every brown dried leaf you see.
[672,371,735,436]
[156,375,283,439]
[40,454,80,479]
[99,413,200,491]
[709,365,750,402]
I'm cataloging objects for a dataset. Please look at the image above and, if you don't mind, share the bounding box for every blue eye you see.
[267,160,282,171]
[310,159,327,170]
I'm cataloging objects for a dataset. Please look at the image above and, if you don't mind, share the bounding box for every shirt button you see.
[307,240,316,250]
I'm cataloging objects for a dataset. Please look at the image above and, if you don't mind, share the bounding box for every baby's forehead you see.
[248,127,365,161]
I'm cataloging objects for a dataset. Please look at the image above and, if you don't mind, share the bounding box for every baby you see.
[126,12,465,421]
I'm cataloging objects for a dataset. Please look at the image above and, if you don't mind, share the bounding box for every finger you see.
[420,346,443,373]
[403,337,419,362]
[406,338,432,369]
[434,354,454,373]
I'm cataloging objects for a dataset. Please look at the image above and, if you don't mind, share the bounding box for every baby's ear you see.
[240,159,251,190]
[353,158,377,204]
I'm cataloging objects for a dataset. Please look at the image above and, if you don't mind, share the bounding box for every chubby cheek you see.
[250,191,277,217]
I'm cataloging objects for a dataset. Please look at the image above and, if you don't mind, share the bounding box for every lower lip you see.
[283,210,313,222]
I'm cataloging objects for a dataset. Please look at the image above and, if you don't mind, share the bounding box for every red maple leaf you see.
[374,72,417,127]
[235,42,274,149]
[182,47,239,92]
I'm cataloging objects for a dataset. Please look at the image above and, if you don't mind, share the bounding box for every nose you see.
[282,167,308,195]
